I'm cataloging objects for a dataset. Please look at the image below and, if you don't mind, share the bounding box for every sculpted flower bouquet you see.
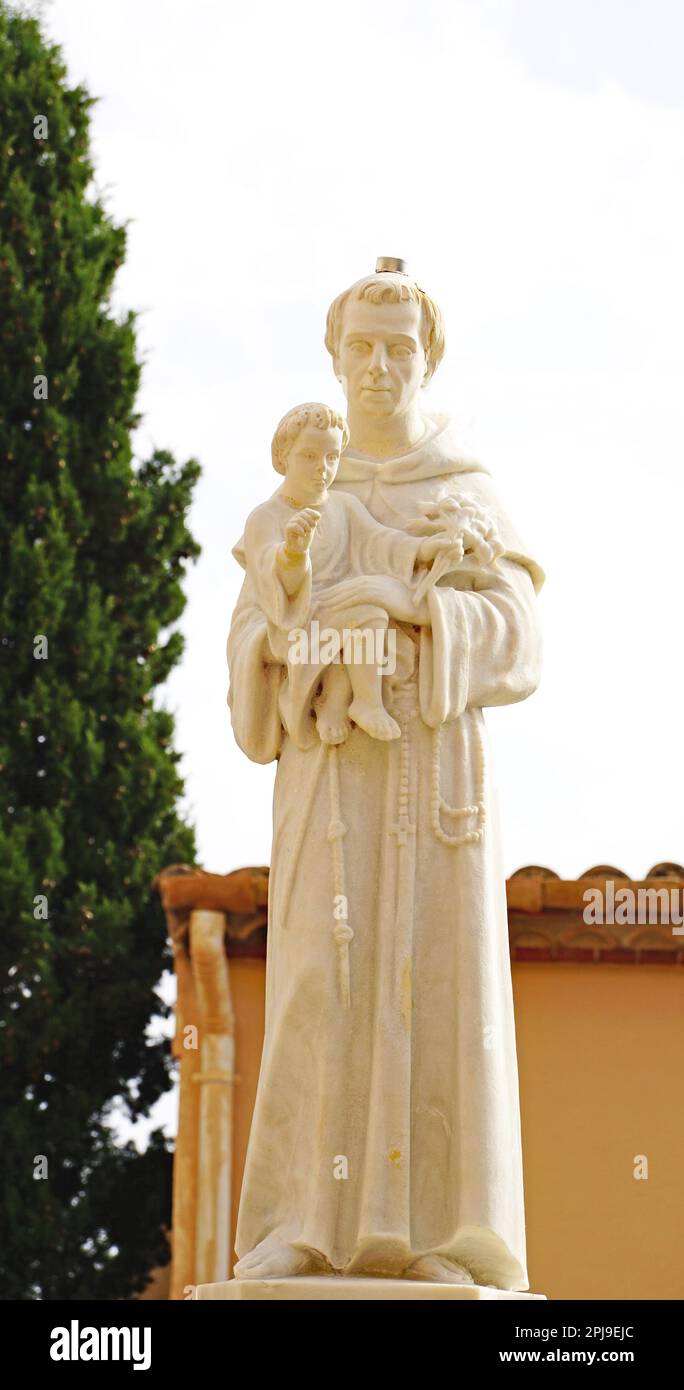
[405,494,506,605]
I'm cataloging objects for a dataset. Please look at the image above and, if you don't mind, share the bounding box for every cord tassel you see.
[430,713,487,847]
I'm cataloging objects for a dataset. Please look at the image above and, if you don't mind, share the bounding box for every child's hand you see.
[417,534,464,566]
[284,508,320,555]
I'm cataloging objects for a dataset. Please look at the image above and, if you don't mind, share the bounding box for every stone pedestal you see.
[194,1277,546,1301]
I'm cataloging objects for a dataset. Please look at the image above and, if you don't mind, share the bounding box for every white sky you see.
[44,0,684,885]
[39,0,684,1142]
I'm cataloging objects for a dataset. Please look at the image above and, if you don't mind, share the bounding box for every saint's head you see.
[325,266,445,420]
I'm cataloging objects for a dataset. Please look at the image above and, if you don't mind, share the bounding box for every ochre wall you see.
[226,958,684,1299]
[514,961,684,1301]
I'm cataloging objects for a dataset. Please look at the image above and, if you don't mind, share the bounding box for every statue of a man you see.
[227,261,544,1289]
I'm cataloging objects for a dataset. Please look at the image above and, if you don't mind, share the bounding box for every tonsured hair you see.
[324,273,446,382]
[271,402,350,475]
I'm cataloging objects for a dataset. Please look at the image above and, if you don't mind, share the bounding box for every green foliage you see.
[0,3,200,1298]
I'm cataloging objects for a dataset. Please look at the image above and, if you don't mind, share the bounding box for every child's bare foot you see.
[316,711,351,745]
[348,699,401,741]
[313,664,352,746]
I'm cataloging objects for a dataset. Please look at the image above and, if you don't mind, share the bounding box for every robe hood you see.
[335,412,486,486]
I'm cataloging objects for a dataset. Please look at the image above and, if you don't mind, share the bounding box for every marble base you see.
[194,1277,546,1301]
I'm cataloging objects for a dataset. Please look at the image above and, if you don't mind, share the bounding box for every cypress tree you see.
[0,3,200,1298]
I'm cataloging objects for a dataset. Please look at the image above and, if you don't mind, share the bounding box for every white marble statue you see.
[227,260,544,1290]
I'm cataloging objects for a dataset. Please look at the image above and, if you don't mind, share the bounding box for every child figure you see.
[234,402,462,745]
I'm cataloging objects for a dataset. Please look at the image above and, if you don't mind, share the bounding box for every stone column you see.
[169,932,200,1300]
[189,909,235,1287]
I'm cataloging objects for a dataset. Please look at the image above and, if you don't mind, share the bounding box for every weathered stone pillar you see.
[189,909,235,1287]
[169,931,200,1300]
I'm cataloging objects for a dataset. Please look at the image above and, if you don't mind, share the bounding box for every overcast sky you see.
[42,0,683,882]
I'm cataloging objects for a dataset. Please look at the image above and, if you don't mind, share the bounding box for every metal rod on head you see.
[375,256,409,275]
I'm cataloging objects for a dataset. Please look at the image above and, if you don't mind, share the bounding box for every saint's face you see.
[284,423,342,498]
[336,297,428,419]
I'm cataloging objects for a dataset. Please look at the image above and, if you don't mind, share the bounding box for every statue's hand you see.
[417,535,465,566]
[283,508,320,556]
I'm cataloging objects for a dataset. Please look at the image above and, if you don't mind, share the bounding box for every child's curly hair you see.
[271,402,350,475]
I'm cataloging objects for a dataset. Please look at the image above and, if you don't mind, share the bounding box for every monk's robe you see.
[228,412,544,1288]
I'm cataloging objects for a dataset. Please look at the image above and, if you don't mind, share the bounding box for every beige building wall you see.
[515,960,684,1301]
